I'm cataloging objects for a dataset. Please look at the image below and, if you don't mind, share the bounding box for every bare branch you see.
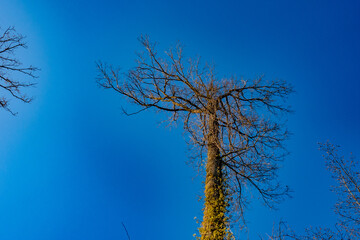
[0,26,38,115]
[319,142,360,239]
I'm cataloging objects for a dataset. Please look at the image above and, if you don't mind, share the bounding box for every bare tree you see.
[263,222,350,240]
[319,142,360,239]
[0,26,38,114]
[97,36,293,240]
[264,143,359,240]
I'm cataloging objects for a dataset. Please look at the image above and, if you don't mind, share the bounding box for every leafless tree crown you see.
[0,27,38,114]
[264,143,359,240]
[97,36,293,221]
[320,142,360,239]
[263,221,351,240]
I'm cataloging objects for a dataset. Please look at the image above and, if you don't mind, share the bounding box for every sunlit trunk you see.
[200,110,227,240]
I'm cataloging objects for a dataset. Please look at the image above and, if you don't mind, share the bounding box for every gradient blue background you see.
[0,0,359,239]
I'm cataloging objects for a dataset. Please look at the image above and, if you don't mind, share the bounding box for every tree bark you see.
[201,107,227,240]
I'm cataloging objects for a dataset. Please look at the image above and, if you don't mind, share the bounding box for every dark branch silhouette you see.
[0,26,38,115]
[121,222,130,240]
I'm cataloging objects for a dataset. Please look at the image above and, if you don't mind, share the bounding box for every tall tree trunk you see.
[200,110,227,240]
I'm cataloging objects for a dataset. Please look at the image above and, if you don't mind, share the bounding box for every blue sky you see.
[0,0,359,239]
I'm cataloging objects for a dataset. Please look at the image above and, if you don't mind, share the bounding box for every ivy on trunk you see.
[97,36,293,238]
